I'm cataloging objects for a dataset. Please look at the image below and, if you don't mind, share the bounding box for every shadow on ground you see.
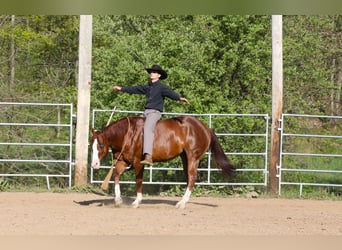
[74,195,218,208]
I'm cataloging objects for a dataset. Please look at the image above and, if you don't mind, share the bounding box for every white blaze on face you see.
[91,138,100,169]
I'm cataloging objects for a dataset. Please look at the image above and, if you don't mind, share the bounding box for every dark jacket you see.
[121,80,181,112]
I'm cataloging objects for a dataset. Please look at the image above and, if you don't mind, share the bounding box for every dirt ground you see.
[1,192,342,235]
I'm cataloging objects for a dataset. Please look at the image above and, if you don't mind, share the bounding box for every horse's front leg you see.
[131,165,144,208]
[113,160,128,206]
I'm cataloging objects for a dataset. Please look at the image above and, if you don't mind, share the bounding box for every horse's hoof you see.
[131,201,140,208]
[115,197,123,207]
[175,201,186,209]
[131,198,142,208]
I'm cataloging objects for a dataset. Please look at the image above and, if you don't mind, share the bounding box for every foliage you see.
[283,15,342,115]
[0,178,10,191]
[91,15,272,115]
[0,15,79,104]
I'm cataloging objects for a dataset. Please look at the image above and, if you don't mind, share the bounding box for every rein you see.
[101,117,131,190]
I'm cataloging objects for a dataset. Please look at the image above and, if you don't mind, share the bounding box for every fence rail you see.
[0,102,74,189]
[278,113,342,196]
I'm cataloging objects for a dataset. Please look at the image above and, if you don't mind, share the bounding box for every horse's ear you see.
[91,128,95,135]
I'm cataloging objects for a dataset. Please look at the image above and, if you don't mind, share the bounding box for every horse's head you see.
[90,128,110,169]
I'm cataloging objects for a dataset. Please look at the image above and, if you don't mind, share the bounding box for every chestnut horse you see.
[91,115,235,209]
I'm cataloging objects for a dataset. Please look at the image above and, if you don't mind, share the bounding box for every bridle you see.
[101,116,131,190]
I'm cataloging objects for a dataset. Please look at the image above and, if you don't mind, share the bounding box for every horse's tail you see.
[209,129,235,178]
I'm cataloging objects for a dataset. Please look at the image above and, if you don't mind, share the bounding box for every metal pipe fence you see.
[278,113,342,196]
[5,103,342,195]
[4,103,342,194]
[0,102,74,189]
[3,102,342,195]
[91,109,270,187]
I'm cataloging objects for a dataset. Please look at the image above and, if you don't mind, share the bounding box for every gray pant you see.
[143,109,161,156]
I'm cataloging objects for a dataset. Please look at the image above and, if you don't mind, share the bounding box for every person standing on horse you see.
[112,64,190,166]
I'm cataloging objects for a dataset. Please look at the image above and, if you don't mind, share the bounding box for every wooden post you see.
[74,15,92,185]
[269,15,283,194]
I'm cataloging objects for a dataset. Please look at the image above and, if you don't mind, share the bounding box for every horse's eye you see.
[100,143,105,148]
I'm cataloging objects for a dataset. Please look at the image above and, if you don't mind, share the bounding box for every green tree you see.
[283,15,342,115]
[91,15,272,116]
[0,15,79,104]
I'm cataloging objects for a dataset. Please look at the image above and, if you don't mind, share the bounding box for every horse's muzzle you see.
[91,160,100,169]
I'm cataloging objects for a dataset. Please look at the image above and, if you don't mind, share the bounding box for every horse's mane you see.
[170,116,184,123]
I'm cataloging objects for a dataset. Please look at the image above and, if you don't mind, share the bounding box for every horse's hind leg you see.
[176,187,192,209]
[131,165,144,208]
[180,151,188,183]
[176,159,198,209]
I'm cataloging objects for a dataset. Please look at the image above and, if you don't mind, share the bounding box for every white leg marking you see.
[176,187,192,209]
[131,192,142,208]
[114,184,122,206]
[91,139,100,169]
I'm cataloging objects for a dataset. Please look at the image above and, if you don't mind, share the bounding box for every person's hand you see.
[180,97,190,104]
[113,85,122,91]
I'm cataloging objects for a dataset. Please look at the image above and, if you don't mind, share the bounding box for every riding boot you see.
[140,154,153,166]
